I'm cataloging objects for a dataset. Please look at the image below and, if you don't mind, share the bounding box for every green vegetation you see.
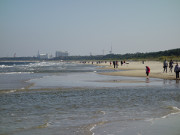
[0,48,180,61]
[53,48,180,61]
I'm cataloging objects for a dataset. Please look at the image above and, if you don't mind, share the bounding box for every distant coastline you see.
[0,48,180,61]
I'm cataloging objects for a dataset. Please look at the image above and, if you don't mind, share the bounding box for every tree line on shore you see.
[0,48,180,61]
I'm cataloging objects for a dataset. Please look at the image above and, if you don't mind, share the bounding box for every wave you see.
[0,61,66,69]
[146,106,180,124]
[89,120,109,135]
[0,65,14,68]
[28,61,65,67]
[90,124,96,135]
[0,72,34,75]
[0,62,97,74]
[34,122,50,129]
[2,90,17,94]
[162,106,180,118]
[166,106,180,112]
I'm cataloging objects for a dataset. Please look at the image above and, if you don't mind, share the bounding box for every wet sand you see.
[96,61,178,80]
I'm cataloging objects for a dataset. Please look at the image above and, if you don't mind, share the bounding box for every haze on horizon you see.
[0,0,180,57]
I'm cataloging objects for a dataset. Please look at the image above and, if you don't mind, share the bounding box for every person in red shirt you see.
[146,66,150,79]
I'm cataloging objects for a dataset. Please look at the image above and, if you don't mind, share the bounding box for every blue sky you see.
[0,0,180,57]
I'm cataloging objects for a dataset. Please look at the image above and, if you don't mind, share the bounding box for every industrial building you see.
[55,51,68,57]
[37,51,49,59]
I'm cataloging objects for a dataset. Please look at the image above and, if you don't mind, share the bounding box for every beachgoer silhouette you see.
[169,59,173,72]
[174,63,179,79]
[163,59,168,73]
[121,61,123,66]
[113,61,116,69]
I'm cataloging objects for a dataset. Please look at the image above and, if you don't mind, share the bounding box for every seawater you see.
[0,61,180,135]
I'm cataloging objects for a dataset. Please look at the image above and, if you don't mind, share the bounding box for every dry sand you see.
[95,61,178,80]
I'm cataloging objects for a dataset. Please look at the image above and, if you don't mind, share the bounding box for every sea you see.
[0,61,180,135]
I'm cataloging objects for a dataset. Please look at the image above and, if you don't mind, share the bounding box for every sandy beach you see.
[96,61,178,80]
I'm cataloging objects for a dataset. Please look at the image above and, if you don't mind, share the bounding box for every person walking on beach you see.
[113,61,116,69]
[146,66,150,79]
[174,63,179,79]
[121,61,123,66]
[169,59,173,73]
[163,59,168,73]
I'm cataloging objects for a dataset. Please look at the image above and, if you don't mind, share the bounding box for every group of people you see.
[110,59,179,79]
[110,61,126,69]
[112,61,119,68]
[82,60,180,79]
[145,60,180,79]
[163,59,180,79]
[163,59,174,73]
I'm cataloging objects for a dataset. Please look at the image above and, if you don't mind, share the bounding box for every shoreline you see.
[95,61,179,80]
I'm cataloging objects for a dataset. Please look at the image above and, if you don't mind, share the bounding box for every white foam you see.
[162,111,180,119]
[3,90,17,94]
[162,106,180,118]
[146,106,180,125]
[100,111,106,115]
[161,115,167,119]
[28,61,64,67]
[171,106,180,111]
[0,65,13,68]
[90,124,96,135]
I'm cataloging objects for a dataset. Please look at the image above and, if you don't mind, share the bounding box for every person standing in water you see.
[174,63,179,79]
[169,59,173,73]
[163,59,168,73]
[146,66,150,79]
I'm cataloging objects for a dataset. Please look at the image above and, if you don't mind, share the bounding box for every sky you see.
[0,0,180,57]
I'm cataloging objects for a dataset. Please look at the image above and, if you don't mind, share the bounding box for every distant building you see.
[39,54,48,59]
[37,51,49,59]
[55,51,68,57]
